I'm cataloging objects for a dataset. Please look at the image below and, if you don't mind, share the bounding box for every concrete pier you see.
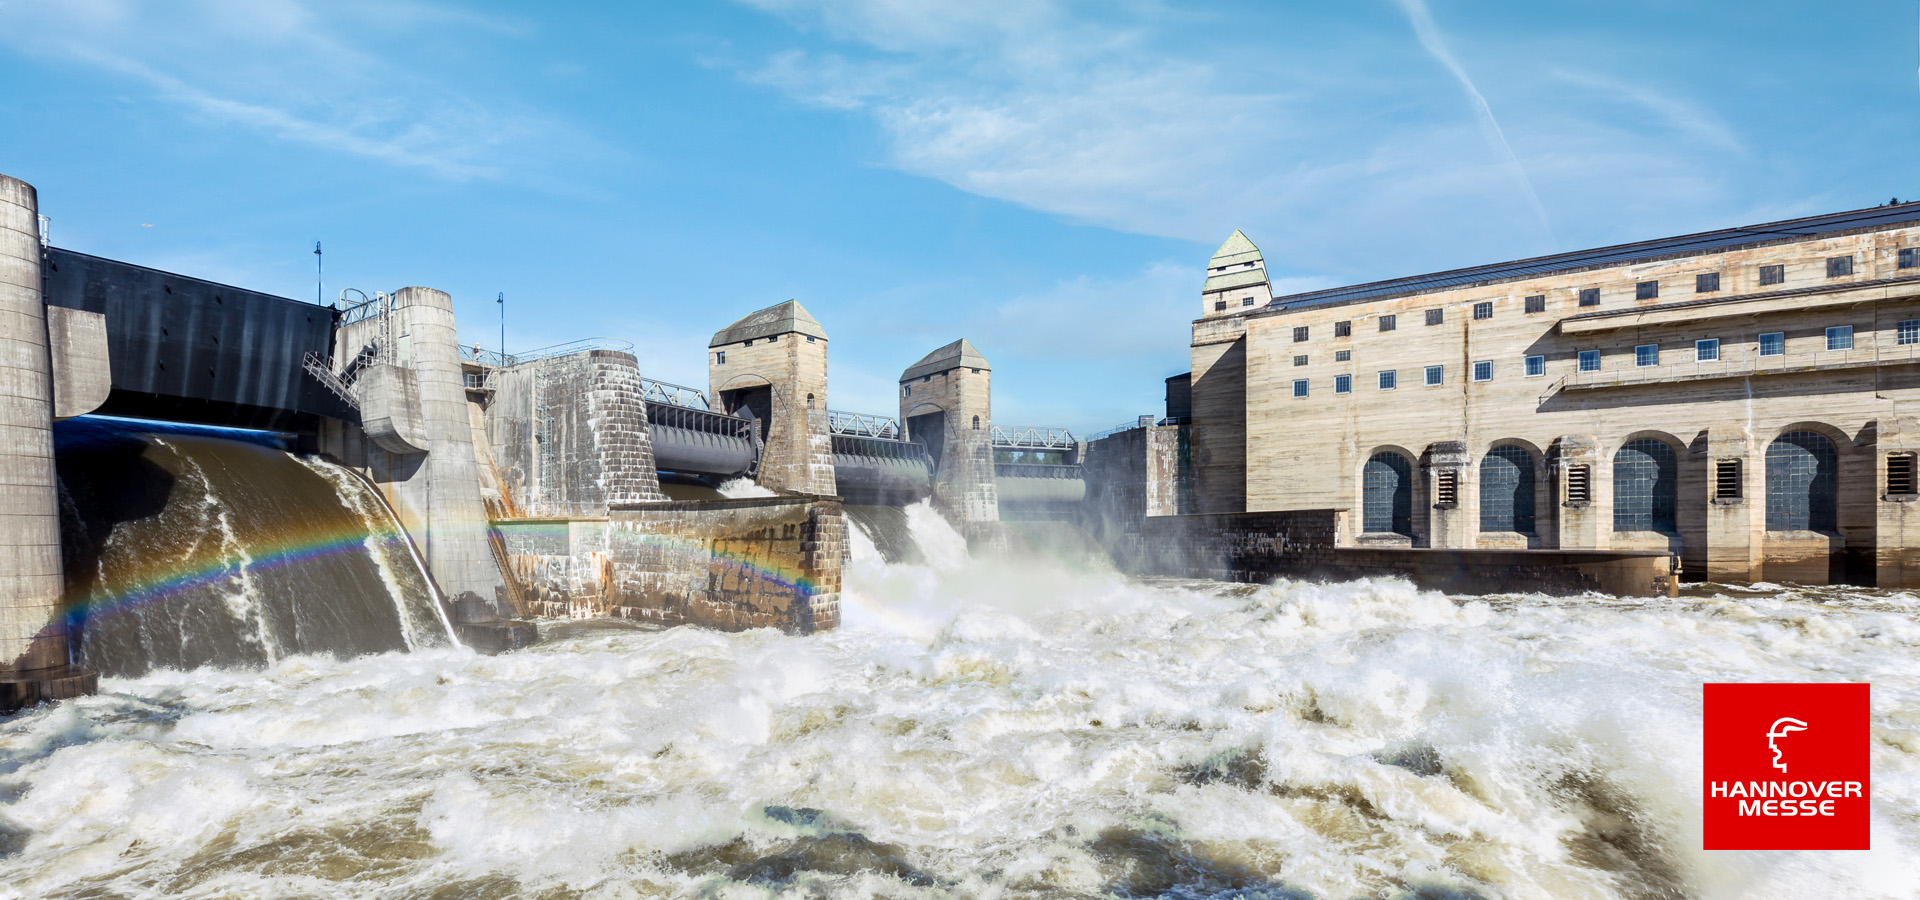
[707,301,837,495]
[0,174,97,710]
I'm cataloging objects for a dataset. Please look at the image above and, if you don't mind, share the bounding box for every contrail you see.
[1393,0,1555,246]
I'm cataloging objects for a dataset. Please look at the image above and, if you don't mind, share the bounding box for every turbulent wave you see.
[3,500,1918,898]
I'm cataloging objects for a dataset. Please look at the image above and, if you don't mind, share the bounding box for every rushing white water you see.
[3,508,1919,898]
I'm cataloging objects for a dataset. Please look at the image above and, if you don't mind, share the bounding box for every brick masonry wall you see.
[485,351,664,517]
[496,494,843,634]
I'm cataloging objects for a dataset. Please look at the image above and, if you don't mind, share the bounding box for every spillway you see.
[2,493,1917,896]
[52,416,452,677]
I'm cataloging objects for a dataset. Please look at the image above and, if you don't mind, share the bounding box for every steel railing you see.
[641,378,711,411]
[829,410,905,440]
[990,425,1078,449]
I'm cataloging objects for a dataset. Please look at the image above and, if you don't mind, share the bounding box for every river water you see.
[3,501,1918,898]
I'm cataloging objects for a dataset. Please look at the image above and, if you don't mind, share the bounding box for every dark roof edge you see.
[46,245,316,307]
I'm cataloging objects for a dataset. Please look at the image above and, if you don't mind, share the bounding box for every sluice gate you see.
[829,410,933,505]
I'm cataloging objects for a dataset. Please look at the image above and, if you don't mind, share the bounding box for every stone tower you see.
[900,339,1001,544]
[708,300,836,495]
[1190,229,1270,514]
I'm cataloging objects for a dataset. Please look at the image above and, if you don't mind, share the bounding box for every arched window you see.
[806,393,815,409]
[1479,446,1535,534]
[1363,452,1413,535]
[972,415,980,430]
[1767,430,1838,531]
[1613,439,1677,533]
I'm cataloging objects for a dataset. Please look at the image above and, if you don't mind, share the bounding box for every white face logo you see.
[1768,717,1809,773]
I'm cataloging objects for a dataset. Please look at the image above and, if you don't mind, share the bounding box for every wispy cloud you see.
[0,0,569,180]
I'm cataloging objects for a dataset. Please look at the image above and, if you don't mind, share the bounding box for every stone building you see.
[1188,203,1920,586]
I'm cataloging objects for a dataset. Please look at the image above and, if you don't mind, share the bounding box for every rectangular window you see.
[1891,454,1918,496]
[1634,344,1659,367]
[1827,256,1854,278]
[1436,470,1459,507]
[1214,299,1227,311]
[807,335,817,343]
[1696,272,1721,293]
[1760,264,1785,286]
[1636,280,1659,300]
[1578,288,1600,307]
[1900,319,1920,345]
[1473,301,1493,320]
[1826,325,1854,350]
[716,351,726,364]
[1334,349,1351,362]
[1567,465,1592,503]
[1334,374,1351,394]
[1424,365,1444,386]
[1426,308,1444,326]
[1901,248,1919,270]
[1293,326,1310,342]
[1292,354,1309,366]
[1379,315,1397,332]
[1759,332,1786,356]
[1715,459,1742,500]
[1378,370,1397,390]
[1525,355,1545,377]
[1696,338,1720,362]
[1292,379,1309,398]
[1473,360,1493,382]
[1335,320,1352,337]
[1525,294,1546,314]
[1578,349,1601,372]
[1242,297,1256,306]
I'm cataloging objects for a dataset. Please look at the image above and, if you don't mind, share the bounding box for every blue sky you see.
[1,1,1916,432]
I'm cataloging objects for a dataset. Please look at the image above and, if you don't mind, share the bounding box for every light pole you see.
[497,292,505,363]
[314,241,322,305]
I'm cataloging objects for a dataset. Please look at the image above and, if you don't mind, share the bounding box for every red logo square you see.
[1703,682,1870,850]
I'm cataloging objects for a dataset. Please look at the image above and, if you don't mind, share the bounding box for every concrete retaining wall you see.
[497,494,843,634]
[486,350,664,517]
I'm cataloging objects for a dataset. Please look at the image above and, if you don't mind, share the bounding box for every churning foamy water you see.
[3,506,1919,899]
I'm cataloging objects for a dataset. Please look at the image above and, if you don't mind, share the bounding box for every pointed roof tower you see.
[1202,229,1271,299]
[710,300,827,346]
[900,339,990,382]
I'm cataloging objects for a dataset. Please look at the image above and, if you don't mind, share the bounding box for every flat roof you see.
[1269,201,1920,311]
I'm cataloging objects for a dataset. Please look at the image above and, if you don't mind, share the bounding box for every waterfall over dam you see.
[54,417,452,677]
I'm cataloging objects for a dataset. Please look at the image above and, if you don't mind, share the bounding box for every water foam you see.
[3,515,1918,898]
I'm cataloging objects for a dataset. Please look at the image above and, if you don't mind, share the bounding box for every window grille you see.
[1335,320,1352,337]
[1426,308,1444,326]
[1578,350,1601,372]
[1480,446,1535,533]
[1334,374,1351,394]
[972,415,980,430]
[1436,470,1459,507]
[1635,344,1659,367]
[1890,454,1917,496]
[1715,459,1742,500]
[1380,315,1397,332]
[1566,465,1591,504]
[1525,355,1545,377]
[1760,264,1785,286]
[1578,288,1600,307]
[1242,297,1255,306]
[1293,326,1310,342]
[1215,300,1227,311]
[1901,319,1920,346]
[1696,338,1720,362]
[1759,332,1785,356]
[1636,281,1659,300]
[1335,350,1351,362]
[1363,452,1413,535]
[1292,379,1308,398]
[1827,256,1854,278]
[1424,365,1443,386]
[1901,248,1919,270]
[1473,301,1493,320]
[1614,439,1677,533]
[1826,325,1853,350]
[1696,273,1720,293]
[1525,294,1546,313]
[1293,355,1309,366]
[1473,360,1492,382]
[1378,370,1396,390]
[1766,430,1838,531]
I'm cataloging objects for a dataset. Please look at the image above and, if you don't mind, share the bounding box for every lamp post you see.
[497,292,505,363]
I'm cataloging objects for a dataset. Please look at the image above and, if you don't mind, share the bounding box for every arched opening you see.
[1363,451,1413,536]
[1479,446,1535,534]
[1613,438,1677,533]
[806,392,815,409]
[972,415,980,430]
[1766,430,1838,531]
